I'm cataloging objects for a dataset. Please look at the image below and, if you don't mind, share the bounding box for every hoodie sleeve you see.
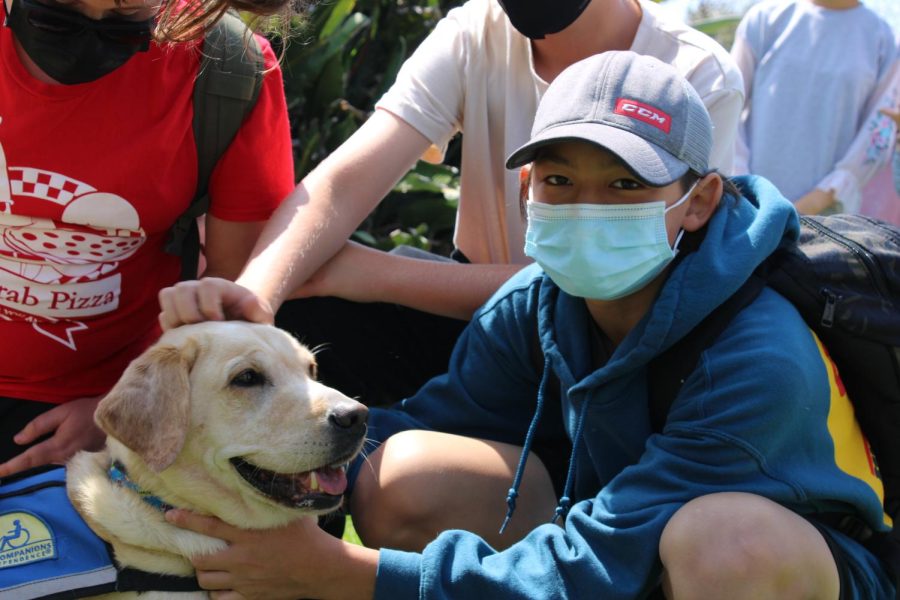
[373,290,886,599]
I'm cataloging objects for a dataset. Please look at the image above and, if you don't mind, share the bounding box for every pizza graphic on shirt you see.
[0,143,146,350]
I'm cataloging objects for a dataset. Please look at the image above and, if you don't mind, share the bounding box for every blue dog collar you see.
[108,461,174,512]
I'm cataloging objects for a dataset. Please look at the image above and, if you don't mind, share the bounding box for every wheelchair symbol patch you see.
[0,512,55,568]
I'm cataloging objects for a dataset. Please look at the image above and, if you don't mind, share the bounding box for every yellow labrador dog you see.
[65,321,368,598]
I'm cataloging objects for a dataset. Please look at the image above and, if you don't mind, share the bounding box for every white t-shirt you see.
[376,0,744,265]
[731,0,896,209]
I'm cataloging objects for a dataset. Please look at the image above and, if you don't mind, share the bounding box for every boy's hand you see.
[158,277,274,330]
[165,510,378,600]
[0,395,105,477]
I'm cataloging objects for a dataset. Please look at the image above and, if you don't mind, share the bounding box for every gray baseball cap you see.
[506,50,712,186]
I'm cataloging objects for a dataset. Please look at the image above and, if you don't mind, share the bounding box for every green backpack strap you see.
[165,11,264,280]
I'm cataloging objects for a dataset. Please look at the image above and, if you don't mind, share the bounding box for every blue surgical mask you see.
[524,185,695,300]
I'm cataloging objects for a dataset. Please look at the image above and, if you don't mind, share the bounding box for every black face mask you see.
[498,0,591,40]
[4,0,153,85]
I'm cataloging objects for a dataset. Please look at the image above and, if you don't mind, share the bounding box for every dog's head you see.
[94,321,368,527]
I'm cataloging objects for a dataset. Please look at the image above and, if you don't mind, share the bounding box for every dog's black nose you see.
[328,402,369,430]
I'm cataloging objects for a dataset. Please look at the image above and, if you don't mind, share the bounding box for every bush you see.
[275,0,463,256]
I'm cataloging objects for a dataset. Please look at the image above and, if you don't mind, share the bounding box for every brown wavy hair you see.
[154,0,309,42]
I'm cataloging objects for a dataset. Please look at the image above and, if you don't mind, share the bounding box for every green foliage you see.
[681,0,753,48]
[277,0,463,255]
[691,15,741,49]
[343,515,363,545]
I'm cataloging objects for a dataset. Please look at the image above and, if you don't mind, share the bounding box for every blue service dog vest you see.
[0,465,116,599]
[0,465,201,599]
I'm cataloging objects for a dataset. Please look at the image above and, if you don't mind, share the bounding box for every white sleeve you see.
[818,56,900,213]
[703,83,743,176]
[730,28,757,177]
[375,10,469,161]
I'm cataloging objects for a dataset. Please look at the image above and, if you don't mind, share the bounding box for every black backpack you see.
[648,211,900,592]
[164,11,264,280]
[649,213,900,520]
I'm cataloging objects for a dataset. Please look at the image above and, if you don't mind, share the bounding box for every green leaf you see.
[311,53,347,115]
[320,0,357,39]
[374,37,407,100]
[692,15,741,35]
[351,230,377,246]
[286,13,370,81]
[389,226,431,251]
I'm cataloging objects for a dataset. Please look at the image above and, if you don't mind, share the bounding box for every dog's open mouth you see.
[229,457,349,510]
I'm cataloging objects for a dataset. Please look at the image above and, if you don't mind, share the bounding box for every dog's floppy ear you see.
[95,339,199,472]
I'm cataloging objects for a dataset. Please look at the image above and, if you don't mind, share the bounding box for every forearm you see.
[237,111,433,313]
[236,180,353,311]
[292,245,525,320]
[375,258,522,320]
[326,544,380,600]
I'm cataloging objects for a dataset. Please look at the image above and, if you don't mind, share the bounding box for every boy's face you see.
[530,140,693,246]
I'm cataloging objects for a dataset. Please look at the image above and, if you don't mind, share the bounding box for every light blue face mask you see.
[524,184,695,300]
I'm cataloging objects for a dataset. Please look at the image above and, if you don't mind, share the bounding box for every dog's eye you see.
[230,368,267,388]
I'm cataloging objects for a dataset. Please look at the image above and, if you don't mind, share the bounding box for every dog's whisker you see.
[308,342,331,357]
[359,439,380,463]
[359,453,379,481]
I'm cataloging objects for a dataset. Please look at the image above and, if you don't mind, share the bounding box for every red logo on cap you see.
[614,98,671,134]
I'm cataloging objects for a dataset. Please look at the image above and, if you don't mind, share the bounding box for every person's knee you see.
[659,492,839,600]
[348,430,558,552]
[660,494,782,589]
[349,430,438,550]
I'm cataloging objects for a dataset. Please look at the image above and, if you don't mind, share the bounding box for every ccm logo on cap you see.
[614,98,671,134]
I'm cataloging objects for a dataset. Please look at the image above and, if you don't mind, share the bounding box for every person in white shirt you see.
[159,0,744,406]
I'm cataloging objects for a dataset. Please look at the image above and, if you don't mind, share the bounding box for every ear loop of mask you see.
[665,179,700,255]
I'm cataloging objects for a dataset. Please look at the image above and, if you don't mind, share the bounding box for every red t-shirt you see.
[0,28,294,403]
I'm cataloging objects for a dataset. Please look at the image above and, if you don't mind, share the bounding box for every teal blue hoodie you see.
[360,176,891,598]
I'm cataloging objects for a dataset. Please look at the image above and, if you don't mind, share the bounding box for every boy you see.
[168,52,893,598]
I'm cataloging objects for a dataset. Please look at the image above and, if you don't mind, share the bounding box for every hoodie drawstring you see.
[552,399,589,524]
[499,353,552,535]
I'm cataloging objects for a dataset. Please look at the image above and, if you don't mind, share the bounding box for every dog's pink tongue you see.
[314,466,348,495]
